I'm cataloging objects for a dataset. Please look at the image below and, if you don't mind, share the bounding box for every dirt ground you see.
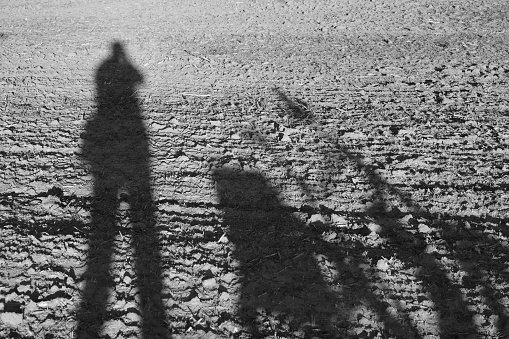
[1,0,509,338]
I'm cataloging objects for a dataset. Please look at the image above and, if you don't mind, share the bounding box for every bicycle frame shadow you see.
[277,88,509,337]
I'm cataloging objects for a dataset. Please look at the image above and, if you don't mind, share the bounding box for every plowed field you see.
[2,1,509,338]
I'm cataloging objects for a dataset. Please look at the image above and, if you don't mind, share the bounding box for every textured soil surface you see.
[2,0,509,338]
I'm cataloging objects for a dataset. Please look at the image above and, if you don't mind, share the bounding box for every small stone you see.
[442,97,455,105]
[176,155,189,161]
[113,299,127,310]
[219,292,230,302]
[471,68,481,76]
[118,201,130,211]
[400,214,416,226]
[424,245,438,254]
[169,117,180,125]
[217,233,229,244]
[472,314,484,326]
[187,297,202,313]
[220,321,241,334]
[324,232,337,241]
[280,132,291,142]
[5,292,18,302]
[48,285,60,294]
[41,318,56,329]
[24,301,38,315]
[65,277,74,286]
[134,294,142,304]
[16,285,31,294]
[150,122,166,131]
[123,275,132,285]
[31,255,48,265]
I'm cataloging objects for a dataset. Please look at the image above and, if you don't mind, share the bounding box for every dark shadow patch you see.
[213,168,344,338]
[74,41,169,339]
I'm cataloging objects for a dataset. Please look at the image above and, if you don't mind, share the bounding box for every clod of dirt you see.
[101,319,124,338]
[367,222,382,234]
[125,312,141,325]
[202,278,218,291]
[376,258,390,272]
[308,213,327,225]
[418,223,432,233]
[0,312,23,326]
[220,272,236,285]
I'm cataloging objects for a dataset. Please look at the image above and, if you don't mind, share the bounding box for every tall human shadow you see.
[76,41,168,338]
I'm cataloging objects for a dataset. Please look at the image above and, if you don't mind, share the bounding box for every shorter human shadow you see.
[213,167,420,337]
[213,167,342,337]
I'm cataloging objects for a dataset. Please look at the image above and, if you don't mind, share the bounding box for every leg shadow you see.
[75,41,168,338]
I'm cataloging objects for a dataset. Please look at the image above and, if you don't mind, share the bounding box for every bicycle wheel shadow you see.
[75,41,169,338]
[337,146,509,337]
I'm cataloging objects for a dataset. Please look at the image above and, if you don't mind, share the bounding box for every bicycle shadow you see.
[214,88,509,337]
[277,89,509,337]
[213,167,420,338]
[75,41,169,339]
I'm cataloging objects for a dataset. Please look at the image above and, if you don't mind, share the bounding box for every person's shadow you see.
[213,168,342,338]
[76,41,169,338]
